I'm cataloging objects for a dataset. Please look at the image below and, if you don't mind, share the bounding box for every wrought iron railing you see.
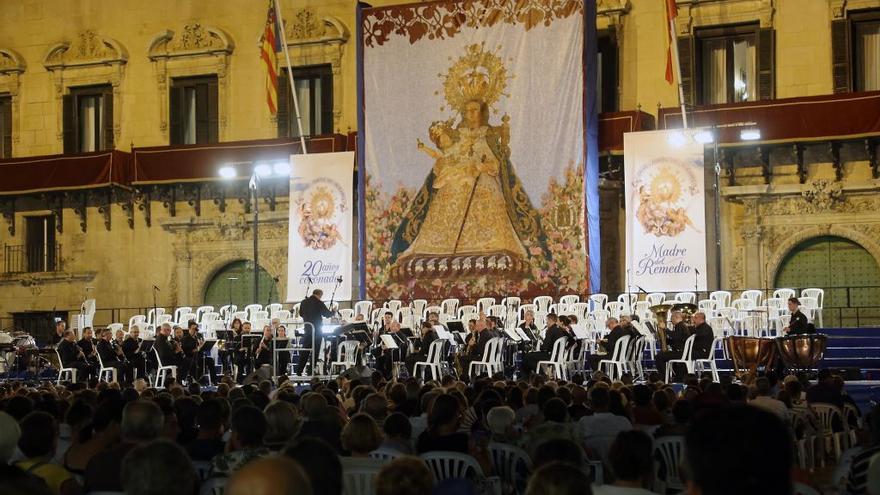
[3,243,62,274]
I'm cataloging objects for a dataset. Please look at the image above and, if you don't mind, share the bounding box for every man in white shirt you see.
[579,387,632,463]
[748,377,789,420]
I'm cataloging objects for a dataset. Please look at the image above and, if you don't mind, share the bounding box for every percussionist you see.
[784,297,816,335]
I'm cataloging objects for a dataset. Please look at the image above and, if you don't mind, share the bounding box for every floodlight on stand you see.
[254,163,272,177]
[694,129,715,144]
[273,161,290,176]
[740,128,761,141]
[218,166,237,179]
[667,130,687,147]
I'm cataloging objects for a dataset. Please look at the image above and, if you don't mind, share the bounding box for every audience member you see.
[264,401,302,450]
[284,438,343,495]
[381,412,414,455]
[749,377,788,419]
[226,456,313,495]
[211,405,269,476]
[526,461,592,495]
[15,412,80,495]
[594,430,654,494]
[186,398,226,461]
[121,439,196,495]
[375,456,434,495]
[0,411,22,464]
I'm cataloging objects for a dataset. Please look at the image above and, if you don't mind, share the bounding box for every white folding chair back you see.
[476,297,496,315]
[244,304,263,321]
[569,302,590,321]
[338,309,355,321]
[195,306,214,323]
[55,350,77,384]
[709,291,732,308]
[588,293,608,311]
[646,293,666,306]
[458,305,478,322]
[812,403,849,460]
[468,337,503,378]
[605,301,624,319]
[591,309,610,325]
[488,442,532,495]
[414,339,447,381]
[441,298,460,318]
[774,288,796,301]
[369,448,402,461]
[598,335,630,380]
[633,301,651,320]
[354,301,373,320]
[674,292,696,304]
[152,346,177,388]
[265,303,282,315]
[533,296,553,314]
[343,464,381,495]
[488,304,506,318]
[384,300,402,312]
[731,298,755,310]
[502,296,522,312]
[698,299,716,315]
[173,307,193,325]
[412,299,429,318]
[741,290,763,307]
[666,334,696,383]
[537,337,568,379]
[801,288,824,308]
[421,451,485,481]
[654,436,686,493]
[128,315,147,333]
[219,305,237,321]
[147,308,166,326]
[617,293,637,313]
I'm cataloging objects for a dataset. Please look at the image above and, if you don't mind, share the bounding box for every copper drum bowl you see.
[775,334,827,371]
[725,336,777,379]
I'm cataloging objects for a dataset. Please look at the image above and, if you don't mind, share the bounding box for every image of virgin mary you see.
[389,99,546,280]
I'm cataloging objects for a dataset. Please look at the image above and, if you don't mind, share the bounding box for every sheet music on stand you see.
[514,328,532,342]
[380,334,399,350]
[503,327,522,342]
[572,324,590,340]
[433,324,453,341]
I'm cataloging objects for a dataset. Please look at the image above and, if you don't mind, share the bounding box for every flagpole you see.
[273,0,308,154]
[668,7,688,129]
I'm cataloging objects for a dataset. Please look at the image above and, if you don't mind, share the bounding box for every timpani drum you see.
[775,334,827,371]
[725,336,777,381]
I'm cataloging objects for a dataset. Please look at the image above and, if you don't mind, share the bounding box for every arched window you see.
[775,236,880,326]
[203,260,279,310]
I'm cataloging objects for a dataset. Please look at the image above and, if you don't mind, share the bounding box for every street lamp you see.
[219,161,290,304]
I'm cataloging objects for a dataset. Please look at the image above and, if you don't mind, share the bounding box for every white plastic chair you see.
[420,451,497,490]
[773,288,796,302]
[338,309,355,321]
[533,296,553,314]
[195,305,214,323]
[591,309,610,326]
[343,464,381,495]
[96,348,118,383]
[605,301,624,319]
[243,304,263,321]
[812,403,849,460]
[741,289,763,307]
[266,303,282,316]
[627,336,647,382]
[219,305,237,321]
[569,302,590,322]
[488,442,532,495]
[665,334,696,383]
[537,337,568,380]
[617,293,637,314]
[709,291,732,308]
[697,299,716,315]
[369,447,402,461]
[694,338,721,381]
[800,290,823,326]
[414,339,447,381]
[128,315,146,332]
[468,337,503,378]
[646,293,666,306]
[412,299,429,319]
[654,436,686,494]
[633,301,651,320]
[458,305,478,322]
[588,293,608,311]
[518,304,537,321]
[147,307,165,327]
[441,298,460,319]
[330,340,360,375]
[354,301,373,320]
[731,298,755,310]
[384,299,403,313]
[598,335,631,381]
[192,461,212,481]
[200,477,227,495]
[502,296,522,311]
[173,307,193,325]
[152,346,177,388]
[674,292,696,304]
[476,297,496,315]
[55,350,77,384]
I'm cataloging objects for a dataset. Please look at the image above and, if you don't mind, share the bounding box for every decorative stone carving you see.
[43,30,128,68]
[0,48,26,75]
[173,24,225,51]
[676,0,775,34]
[289,8,325,40]
[149,25,234,59]
[801,180,843,212]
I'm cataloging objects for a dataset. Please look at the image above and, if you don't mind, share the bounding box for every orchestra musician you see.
[253,325,276,369]
[77,327,99,367]
[50,319,67,347]
[182,320,216,383]
[784,297,816,335]
[518,310,539,343]
[155,322,193,383]
[96,327,134,384]
[522,313,567,376]
[373,320,408,379]
[58,329,94,382]
[276,325,291,375]
[122,326,146,378]
[655,312,714,380]
[665,311,691,353]
[406,321,439,375]
[296,289,334,376]
[459,314,500,378]
[113,328,126,348]
[587,316,637,372]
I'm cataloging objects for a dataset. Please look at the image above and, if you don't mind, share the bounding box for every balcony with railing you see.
[4,243,62,274]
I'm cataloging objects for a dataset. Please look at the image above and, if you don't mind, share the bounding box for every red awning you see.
[659,91,880,145]
[0,150,131,196]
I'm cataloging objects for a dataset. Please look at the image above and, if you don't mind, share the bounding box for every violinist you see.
[122,326,146,379]
[96,327,134,384]
[58,329,93,382]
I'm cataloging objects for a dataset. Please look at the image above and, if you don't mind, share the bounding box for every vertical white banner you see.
[286,151,354,303]
[624,130,707,292]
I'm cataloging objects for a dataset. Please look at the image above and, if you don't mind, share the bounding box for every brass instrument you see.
[648,304,674,352]
[217,339,226,351]
[671,303,698,325]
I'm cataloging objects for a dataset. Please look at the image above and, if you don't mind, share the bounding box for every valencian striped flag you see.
[261,0,282,114]
[665,0,678,84]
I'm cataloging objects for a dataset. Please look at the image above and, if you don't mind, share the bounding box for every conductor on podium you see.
[297,289,334,374]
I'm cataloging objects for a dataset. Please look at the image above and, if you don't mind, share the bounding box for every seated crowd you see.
[1,365,879,495]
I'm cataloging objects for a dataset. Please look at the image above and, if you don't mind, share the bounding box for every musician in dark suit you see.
[406,321,439,375]
[588,317,635,372]
[77,327,99,367]
[96,328,134,384]
[252,326,276,369]
[156,323,192,382]
[523,313,567,376]
[122,326,146,379]
[656,312,715,380]
[784,297,816,335]
[50,319,66,347]
[518,310,540,342]
[296,289,334,375]
[665,311,691,353]
[182,320,216,383]
[374,320,408,378]
[58,329,94,382]
[460,316,500,378]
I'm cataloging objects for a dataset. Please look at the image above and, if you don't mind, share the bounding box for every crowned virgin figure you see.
[390,44,546,279]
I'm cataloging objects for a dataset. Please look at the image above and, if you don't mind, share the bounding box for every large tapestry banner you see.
[624,130,707,292]
[286,151,354,303]
[360,0,590,300]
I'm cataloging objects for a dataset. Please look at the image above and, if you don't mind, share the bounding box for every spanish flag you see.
[261,0,282,114]
[665,0,678,85]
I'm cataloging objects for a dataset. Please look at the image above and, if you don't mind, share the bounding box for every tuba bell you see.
[648,304,674,352]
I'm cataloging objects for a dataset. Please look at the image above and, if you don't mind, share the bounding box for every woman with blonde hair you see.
[263,401,302,451]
